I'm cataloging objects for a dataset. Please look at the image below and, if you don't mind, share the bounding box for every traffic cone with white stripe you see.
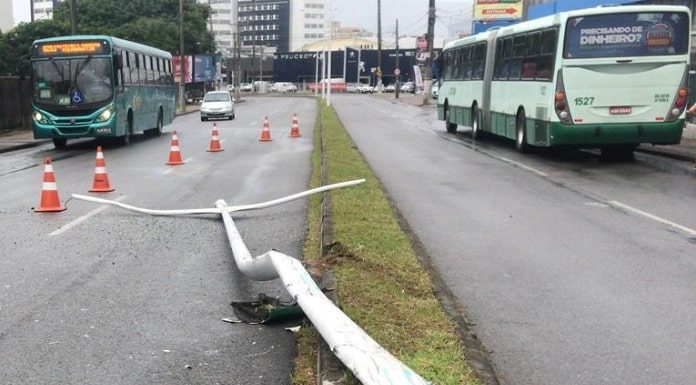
[35,157,66,212]
[166,130,185,165]
[207,123,224,152]
[259,116,272,142]
[89,146,114,192]
[289,113,301,138]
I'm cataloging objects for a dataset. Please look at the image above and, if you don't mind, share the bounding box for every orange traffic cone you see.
[207,123,224,152]
[166,130,185,165]
[289,113,301,138]
[259,116,272,142]
[89,146,115,192]
[35,157,66,212]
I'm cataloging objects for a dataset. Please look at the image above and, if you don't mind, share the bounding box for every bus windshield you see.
[564,12,689,59]
[32,57,113,107]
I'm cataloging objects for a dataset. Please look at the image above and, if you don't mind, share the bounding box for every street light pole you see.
[69,0,78,34]
[395,19,400,99]
[179,0,186,111]
[327,0,332,106]
[421,0,436,105]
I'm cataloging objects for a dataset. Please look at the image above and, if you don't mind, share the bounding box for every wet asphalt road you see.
[0,96,315,384]
[332,94,696,385]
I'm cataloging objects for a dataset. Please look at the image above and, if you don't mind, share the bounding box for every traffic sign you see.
[394,69,401,76]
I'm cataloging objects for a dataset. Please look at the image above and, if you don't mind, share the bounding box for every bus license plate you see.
[610,106,631,115]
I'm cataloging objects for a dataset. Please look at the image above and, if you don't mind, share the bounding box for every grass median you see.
[291,100,480,385]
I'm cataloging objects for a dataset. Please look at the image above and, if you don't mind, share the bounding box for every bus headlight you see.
[96,106,115,122]
[33,111,48,124]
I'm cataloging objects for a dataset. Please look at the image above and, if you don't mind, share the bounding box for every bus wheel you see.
[515,110,529,153]
[152,111,163,137]
[53,138,67,150]
[471,105,480,140]
[445,107,457,133]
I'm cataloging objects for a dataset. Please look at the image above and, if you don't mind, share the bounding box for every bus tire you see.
[53,138,67,150]
[152,110,163,137]
[515,110,529,153]
[471,104,480,140]
[121,111,133,145]
[445,106,457,133]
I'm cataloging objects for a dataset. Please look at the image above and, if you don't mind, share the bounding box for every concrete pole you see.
[421,0,436,105]
[327,0,332,106]
[315,51,319,97]
[179,0,186,112]
[69,0,78,35]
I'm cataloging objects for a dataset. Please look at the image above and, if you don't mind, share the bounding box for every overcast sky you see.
[11,0,474,39]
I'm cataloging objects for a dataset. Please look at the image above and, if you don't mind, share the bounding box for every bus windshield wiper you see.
[48,57,65,82]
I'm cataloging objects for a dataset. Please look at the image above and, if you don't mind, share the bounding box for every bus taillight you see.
[667,66,689,122]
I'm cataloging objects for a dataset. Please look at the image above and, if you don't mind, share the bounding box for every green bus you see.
[30,35,176,149]
[438,5,691,156]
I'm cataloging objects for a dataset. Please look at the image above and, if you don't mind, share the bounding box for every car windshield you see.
[204,93,230,102]
[32,57,113,107]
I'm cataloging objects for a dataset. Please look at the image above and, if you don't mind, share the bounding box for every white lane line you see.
[50,196,128,236]
[607,201,696,237]
[498,156,549,177]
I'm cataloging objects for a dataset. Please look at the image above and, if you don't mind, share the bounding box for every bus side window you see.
[149,56,155,85]
[501,38,513,79]
[522,32,540,80]
[494,40,504,80]
[139,54,147,85]
[462,47,473,81]
[536,28,558,81]
[510,34,526,80]
[121,51,130,86]
[473,43,486,80]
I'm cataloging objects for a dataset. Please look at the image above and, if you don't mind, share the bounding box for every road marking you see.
[163,158,193,175]
[50,195,127,236]
[497,156,549,177]
[607,200,696,237]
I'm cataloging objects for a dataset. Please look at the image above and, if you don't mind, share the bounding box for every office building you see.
[289,0,328,51]
[238,0,290,52]
[32,0,63,21]
[201,0,238,55]
[0,1,14,32]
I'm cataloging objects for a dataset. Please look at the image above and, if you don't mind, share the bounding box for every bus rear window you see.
[564,12,689,59]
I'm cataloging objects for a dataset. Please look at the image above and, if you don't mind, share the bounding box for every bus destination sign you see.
[35,41,109,57]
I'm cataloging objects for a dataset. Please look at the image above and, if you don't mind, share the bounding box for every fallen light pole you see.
[72,179,433,385]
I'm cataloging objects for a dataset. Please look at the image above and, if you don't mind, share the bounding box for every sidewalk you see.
[381,92,696,163]
[0,106,200,154]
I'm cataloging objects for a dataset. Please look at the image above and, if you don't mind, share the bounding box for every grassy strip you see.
[292,100,480,384]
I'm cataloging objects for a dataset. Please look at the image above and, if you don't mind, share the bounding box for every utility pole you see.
[30,0,35,22]
[395,19,400,99]
[179,0,186,111]
[327,0,332,106]
[421,0,435,105]
[251,0,256,91]
[376,0,382,92]
[234,31,242,102]
[69,0,78,34]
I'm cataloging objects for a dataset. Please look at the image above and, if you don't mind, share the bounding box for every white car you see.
[357,84,374,94]
[240,83,253,92]
[271,82,298,93]
[200,91,235,121]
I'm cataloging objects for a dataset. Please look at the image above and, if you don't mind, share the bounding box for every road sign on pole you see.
[394,68,401,76]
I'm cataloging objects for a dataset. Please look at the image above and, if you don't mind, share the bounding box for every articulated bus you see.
[437,5,691,156]
[30,35,176,149]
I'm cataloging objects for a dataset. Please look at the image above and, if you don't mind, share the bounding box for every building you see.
[288,0,328,51]
[238,0,290,52]
[0,1,14,32]
[202,0,238,55]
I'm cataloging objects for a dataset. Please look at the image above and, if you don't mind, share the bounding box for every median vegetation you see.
[292,101,480,385]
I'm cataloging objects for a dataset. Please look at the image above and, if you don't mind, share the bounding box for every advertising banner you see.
[474,0,523,21]
[172,55,193,84]
[194,55,215,82]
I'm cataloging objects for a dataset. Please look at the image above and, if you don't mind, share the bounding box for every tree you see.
[52,0,215,55]
[0,20,69,77]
